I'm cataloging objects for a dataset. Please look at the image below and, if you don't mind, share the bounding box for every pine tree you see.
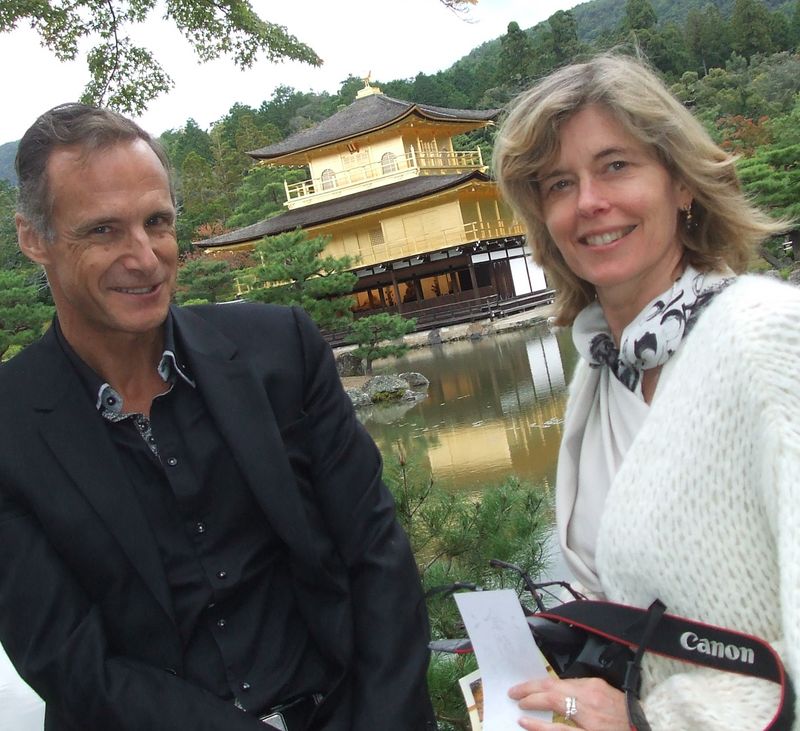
[244,230,357,332]
[791,0,800,47]
[344,313,417,374]
[175,256,238,304]
[0,269,54,361]
[382,446,550,729]
[0,181,24,271]
[549,10,581,65]
[497,22,536,90]
[622,0,658,32]
[730,0,774,59]
[685,6,732,75]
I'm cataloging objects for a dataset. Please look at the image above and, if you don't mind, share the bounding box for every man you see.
[0,103,435,731]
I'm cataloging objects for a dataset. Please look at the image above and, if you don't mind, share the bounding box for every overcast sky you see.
[0,0,579,143]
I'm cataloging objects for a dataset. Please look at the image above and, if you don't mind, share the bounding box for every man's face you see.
[21,139,178,346]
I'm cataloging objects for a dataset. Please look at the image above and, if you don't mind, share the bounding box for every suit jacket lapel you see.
[173,307,316,561]
[32,331,175,622]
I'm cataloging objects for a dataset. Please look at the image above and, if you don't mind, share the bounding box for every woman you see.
[493,53,800,730]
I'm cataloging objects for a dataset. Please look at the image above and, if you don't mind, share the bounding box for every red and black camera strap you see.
[539,599,794,731]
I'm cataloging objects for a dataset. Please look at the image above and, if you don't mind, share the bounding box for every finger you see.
[509,683,541,700]
[509,677,557,699]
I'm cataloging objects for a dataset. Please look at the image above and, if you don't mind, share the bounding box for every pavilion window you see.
[381,152,398,174]
[368,227,385,247]
[321,169,336,190]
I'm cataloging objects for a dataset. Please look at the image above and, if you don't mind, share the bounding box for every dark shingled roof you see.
[247,94,499,160]
[195,171,491,248]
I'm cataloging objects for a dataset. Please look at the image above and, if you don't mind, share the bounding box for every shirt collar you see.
[53,312,195,415]
[158,313,196,389]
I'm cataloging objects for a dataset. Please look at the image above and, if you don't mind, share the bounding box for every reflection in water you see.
[362,324,577,493]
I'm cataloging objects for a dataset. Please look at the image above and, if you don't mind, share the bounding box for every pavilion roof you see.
[247,94,499,161]
[195,171,491,248]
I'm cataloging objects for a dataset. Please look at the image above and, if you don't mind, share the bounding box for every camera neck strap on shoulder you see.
[538,599,794,731]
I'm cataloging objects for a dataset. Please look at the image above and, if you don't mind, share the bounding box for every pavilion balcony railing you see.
[231,218,524,294]
[358,219,525,268]
[283,148,485,204]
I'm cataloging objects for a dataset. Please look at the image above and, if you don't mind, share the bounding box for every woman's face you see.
[539,104,691,316]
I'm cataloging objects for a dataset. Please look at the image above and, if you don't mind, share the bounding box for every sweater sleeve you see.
[641,278,800,730]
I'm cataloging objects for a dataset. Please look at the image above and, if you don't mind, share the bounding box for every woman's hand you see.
[509,676,629,730]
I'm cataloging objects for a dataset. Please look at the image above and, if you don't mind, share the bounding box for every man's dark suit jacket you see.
[0,302,435,730]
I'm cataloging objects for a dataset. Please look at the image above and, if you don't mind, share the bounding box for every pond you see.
[361,322,579,493]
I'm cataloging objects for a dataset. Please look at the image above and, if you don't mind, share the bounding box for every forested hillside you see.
[571,0,794,41]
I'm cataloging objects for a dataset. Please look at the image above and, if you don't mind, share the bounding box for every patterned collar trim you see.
[53,314,195,416]
[95,315,195,415]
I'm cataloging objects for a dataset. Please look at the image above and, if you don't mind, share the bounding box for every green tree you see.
[161,118,213,172]
[177,150,226,249]
[622,0,657,32]
[175,256,237,304]
[409,72,450,105]
[244,230,357,331]
[549,10,581,65]
[497,22,536,90]
[791,0,800,47]
[738,140,800,261]
[257,86,316,138]
[685,5,731,75]
[0,1,322,114]
[768,10,793,53]
[335,75,367,107]
[226,165,307,230]
[344,313,417,374]
[643,22,692,79]
[0,180,24,271]
[730,0,774,59]
[0,269,54,360]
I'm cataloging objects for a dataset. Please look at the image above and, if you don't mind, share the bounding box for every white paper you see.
[455,589,551,731]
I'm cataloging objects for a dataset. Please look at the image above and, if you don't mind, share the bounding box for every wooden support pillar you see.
[467,257,479,298]
[489,259,499,296]
[447,271,458,295]
[390,269,403,313]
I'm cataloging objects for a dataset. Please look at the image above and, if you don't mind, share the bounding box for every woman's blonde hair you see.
[493,52,786,325]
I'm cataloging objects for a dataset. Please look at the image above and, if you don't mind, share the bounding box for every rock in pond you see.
[364,375,409,402]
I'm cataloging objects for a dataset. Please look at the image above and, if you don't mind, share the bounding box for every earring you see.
[682,203,694,231]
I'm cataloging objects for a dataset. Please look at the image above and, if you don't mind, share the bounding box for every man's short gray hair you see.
[15,103,175,240]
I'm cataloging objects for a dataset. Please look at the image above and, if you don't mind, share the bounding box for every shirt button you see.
[217,570,227,580]
[216,618,226,628]
[195,522,206,534]
[240,682,251,692]
[166,457,178,466]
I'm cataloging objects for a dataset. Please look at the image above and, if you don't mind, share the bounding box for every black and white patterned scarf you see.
[573,265,735,393]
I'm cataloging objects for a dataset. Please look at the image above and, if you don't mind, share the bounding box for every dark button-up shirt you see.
[54,316,329,716]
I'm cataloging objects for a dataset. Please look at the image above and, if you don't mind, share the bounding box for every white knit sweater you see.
[556,275,800,730]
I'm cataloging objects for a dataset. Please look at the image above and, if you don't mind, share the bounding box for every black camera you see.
[527,614,633,689]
